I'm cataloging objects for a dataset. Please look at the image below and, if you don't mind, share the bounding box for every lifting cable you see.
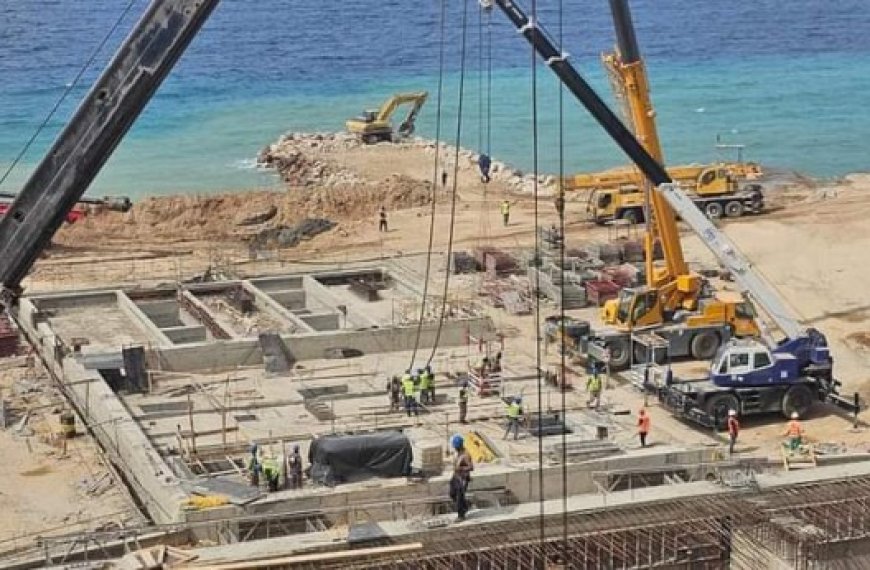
[476,3,494,251]
[426,0,471,367]
[530,0,546,554]
[0,0,138,189]
[556,0,569,560]
[407,0,448,371]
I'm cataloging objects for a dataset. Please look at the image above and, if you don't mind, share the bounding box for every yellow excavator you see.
[345,92,428,144]
[588,0,759,368]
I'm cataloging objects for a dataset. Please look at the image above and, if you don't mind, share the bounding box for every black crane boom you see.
[0,0,220,299]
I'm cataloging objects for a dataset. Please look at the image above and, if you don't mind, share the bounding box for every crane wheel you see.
[725,201,744,218]
[782,384,814,419]
[633,343,665,365]
[604,339,630,369]
[704,202,724,219]
[704,393,739,431]
[620,209,642,225]
[690,331,720,360]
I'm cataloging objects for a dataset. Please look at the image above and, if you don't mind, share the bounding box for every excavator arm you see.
[376,92,428,125]
[0,0,219,300]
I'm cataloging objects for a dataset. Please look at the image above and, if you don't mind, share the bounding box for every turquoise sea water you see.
[1,1,869,197]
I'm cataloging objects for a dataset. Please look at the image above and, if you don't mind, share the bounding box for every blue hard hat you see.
[451,434,464,450]
[515,396,522,404]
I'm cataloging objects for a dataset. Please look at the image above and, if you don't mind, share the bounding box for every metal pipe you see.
[608,0,641,64]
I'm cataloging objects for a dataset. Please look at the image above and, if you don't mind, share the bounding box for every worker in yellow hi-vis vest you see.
[500,199,511,227]
[503,396,523,440]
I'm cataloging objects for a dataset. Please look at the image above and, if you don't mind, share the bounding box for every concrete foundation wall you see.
[267,290,306,310]
[31,289,119,311]
[16,299,189,524]
[137,299,183,328]
[154,317,492,373]
[241,282,311,333]
[249,276,304,292]
[117,292,172,347]
[300,313,340,331]
[163,325,207,344]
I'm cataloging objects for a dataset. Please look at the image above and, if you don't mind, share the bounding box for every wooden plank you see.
[138,548,157,568]
[192,542,424,569]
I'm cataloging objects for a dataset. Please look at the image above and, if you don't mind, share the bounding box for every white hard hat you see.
[728,409,736,416]
[791,412,799,419]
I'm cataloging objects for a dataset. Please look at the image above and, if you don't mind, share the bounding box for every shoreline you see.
[74,132,863,204]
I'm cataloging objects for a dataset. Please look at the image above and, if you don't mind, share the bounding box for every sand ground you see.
[3,138,869,548]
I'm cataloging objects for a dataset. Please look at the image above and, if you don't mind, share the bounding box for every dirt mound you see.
[57,173,433,245]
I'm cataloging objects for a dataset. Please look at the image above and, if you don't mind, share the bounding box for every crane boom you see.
[656,183,803,341]
[491,0,671,189]
[0,0,220,299]
[606,0,687,282]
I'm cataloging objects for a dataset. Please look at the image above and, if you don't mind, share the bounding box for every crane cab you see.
[710,339,800,388]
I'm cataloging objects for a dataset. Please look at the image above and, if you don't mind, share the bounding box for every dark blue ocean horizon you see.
[1,0,869,196]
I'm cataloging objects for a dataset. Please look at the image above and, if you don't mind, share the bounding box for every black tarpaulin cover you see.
[308,431,413,485]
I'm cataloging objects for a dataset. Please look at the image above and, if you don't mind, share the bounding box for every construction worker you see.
[458,381,469,424]
[637,408,651,447]
[492,351,502,373]
[288,444,303,489]
[783,411,803,450]
[441,170,448,189]
[504,396,523,440]
[422,366,436,404]
[378,205,388,232]
[586,371,602,409]
[402,370,418,417]
[478,153,492,183]
[247,444,261,487]
[262,454,279,492]
[727,410,740,455]
[388,376,401,411]
[417,367,430,405]
[554,192,565,218]
[500,199,511,227]
[477,356,490,378]
[449,434,474,522]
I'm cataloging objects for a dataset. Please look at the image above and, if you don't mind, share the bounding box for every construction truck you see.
[345,92,428,144]
[580,163,764,224]
[491,0,859,424]
[636,183,860,428]
[0,192,131,224]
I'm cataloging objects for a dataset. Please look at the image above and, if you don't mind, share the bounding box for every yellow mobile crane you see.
[345,91,428,144]
[590,0,759,368]
[567,26,764,224]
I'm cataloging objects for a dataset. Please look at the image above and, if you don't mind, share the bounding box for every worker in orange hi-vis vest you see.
[783,411,804,450]
[637,408,651,448]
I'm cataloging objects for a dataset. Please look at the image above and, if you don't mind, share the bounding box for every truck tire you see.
[704,202,724,219]
[704,393,739,431]
[782,384,814,419]
[690,331,721,360]
[725,201,744,218]
[620,209,641,225]
[605,338,630,369]
[634,343,665,365]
